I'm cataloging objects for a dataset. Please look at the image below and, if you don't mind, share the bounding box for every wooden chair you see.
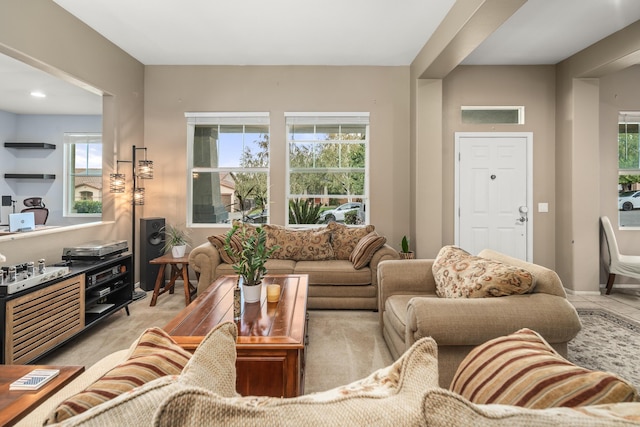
[600,216,640,294]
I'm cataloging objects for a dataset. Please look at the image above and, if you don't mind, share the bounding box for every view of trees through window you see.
[286,115,369,226]
[618,114,640,227]
[64,133,102,216]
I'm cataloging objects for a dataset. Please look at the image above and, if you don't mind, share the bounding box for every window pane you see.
[618,117,640,227]
[289,143,317,168]
[290,171,365,196]
[316,124,340,140]
[341,124,366,139]
[461,108,521,124]
[619,123,640,170]
[191,171,268,224]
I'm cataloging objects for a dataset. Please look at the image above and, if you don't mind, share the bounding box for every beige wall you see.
[143,65,411,251]
[599,65,640,284]
[440,65,557,268]
[0,0,144,271]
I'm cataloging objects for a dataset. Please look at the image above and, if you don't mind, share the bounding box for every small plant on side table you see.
[162,224,191,258]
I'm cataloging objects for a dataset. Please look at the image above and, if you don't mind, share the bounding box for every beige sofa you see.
[19,322,640,426]
[189,222,400,310]
[378,248,583,387]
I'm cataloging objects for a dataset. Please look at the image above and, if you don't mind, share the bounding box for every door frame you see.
[454,132,534,262]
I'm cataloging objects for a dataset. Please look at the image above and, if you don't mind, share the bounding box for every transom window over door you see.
[186,113,270,226]
[286,113,369,226]
[618,112,640,228]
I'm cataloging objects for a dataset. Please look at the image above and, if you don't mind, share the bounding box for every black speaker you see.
[139,217,165,291]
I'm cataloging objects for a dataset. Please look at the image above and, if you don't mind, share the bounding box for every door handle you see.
[517,206,528,223]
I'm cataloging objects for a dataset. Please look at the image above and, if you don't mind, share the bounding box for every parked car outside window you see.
[619,190,640,211]
[320,202,362,223]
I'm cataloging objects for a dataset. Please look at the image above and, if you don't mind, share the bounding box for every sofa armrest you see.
[377,259,436,320]
[405,293,581,348]
[369,243,401,287]
[188,241,223,295]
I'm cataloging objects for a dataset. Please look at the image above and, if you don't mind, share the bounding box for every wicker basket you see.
[399,251,415,260]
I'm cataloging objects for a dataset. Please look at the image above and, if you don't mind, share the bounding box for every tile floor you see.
[568,285,640,322]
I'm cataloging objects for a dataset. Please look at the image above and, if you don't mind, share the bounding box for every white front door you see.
[455,133,532,261]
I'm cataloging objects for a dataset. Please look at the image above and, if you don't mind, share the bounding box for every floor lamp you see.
[110,145,153,300]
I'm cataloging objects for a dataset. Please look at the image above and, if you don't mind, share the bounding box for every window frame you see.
[63,132,103,218]
[185,112,270,228]
[618,112,640,228]
[285,112,370,227]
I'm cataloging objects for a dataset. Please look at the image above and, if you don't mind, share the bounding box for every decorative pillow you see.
[327,222,375,260]
[46,327,193,424]
[423,388,640,427]
[263,224,334,261]
[44,322,239,426]
[349,231,386,269]
[154,336,440,427]
[449,328,639,408]
[208,234,242,264]
[432,245,534,298]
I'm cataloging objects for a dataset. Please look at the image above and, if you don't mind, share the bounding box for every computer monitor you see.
[9,212,35,232]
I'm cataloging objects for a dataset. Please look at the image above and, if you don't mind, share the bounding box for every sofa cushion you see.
[45,327,193,424]
[449,328,638,408]
[327,222,375,260]
[154,336,440,427]
[349,231,386,269]
[46,322,239,426]
[432,245,534,298]
[295,260,371,285]
[208,234,242,264]
[263,224,334,261]
[423,388,640,426]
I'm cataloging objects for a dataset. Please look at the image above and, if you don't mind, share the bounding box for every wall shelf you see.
[4,142,56,149]
[4,174,56,179]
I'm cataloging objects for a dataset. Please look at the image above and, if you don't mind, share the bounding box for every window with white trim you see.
[186,113,270,226]
[618,112,640,227]
[63,133,102,216]
[286,113,369,226]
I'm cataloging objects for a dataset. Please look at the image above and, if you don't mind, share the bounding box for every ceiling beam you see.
[411,0,526,80]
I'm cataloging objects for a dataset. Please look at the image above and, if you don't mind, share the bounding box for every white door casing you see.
[455,132,533,261]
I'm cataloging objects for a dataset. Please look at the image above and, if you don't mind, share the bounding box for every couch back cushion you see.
[327,222,375,260]
[349,231,386,269]
[450,328,639,408]
[263,224,334,261]
[432,245,534,298]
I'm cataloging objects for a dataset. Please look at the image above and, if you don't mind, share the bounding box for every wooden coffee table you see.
[163,274,309,398]
[0,365,84,426]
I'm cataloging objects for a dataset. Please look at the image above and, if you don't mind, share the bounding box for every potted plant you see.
[162,224,191,258]
[399,235,415,259]
[224,224,279,303]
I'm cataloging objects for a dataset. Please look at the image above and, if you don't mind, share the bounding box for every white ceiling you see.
[3,0,640,115]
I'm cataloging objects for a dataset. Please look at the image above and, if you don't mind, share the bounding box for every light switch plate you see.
[538,202,549,213]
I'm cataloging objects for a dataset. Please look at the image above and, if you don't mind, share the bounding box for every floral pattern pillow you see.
[263,225,334,261]
[432,245,534,298]
[327,222,375,260]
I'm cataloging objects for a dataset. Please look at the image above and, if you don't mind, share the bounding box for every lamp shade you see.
[134,187,145,205]
[109,173,126,193]
[138,160,153,179]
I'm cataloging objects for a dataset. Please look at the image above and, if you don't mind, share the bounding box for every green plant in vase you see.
[399,235,415,259]
[224,224,279,297]
[161,224,191,258]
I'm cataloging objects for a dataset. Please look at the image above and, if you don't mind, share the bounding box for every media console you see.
[0,254,133,364]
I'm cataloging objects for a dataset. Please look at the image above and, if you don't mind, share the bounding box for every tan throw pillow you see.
[155,336,440,427]
[46,327,192,424]
[349,231,386,269]
[449,328,639,408]
[432,245,534,298]
[208,234,242,264]
[327,222,375,260]
[263,224,334,261]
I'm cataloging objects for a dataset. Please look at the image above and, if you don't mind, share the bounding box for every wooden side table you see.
[149,253,197,307]
[0,365,84,426]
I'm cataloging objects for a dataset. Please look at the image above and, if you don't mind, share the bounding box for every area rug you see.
[568,309,640,389]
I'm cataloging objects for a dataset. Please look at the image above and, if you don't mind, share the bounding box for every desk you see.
[0,365,84,426]
[149,253,196,307]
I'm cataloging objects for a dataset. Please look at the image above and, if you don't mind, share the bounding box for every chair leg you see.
[606,273,616,295]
